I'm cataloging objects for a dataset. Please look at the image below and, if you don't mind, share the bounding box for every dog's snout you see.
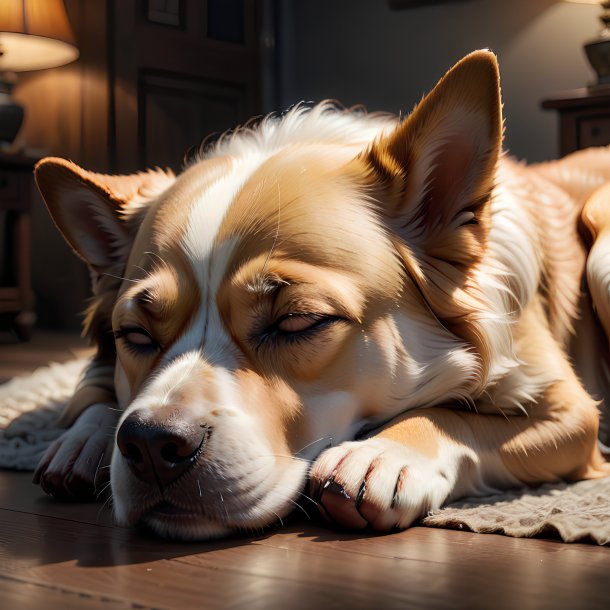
[116,407,209,488]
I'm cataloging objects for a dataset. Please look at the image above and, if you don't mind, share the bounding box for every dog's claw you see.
[317,479,368,529]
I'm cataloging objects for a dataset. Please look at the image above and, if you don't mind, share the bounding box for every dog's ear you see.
[364,50,502,275]
[35,157,175,271]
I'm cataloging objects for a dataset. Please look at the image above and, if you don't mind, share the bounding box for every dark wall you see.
[274,0,599,163]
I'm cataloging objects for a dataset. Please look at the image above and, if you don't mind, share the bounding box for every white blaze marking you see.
[170,156,264,365]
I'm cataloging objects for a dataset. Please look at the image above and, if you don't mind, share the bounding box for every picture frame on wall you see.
[147,0,183,27]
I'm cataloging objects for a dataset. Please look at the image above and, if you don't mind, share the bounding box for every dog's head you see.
[35,51,503,539]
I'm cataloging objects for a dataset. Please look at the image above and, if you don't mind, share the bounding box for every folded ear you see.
[35,157,175,271]
[364,50,503,275]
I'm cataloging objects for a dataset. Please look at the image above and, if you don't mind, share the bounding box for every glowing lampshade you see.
[0,0,79,145]
[0,0,78,72]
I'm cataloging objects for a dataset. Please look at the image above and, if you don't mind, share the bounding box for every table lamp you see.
[0,0,79,146]
[568,0,610,85]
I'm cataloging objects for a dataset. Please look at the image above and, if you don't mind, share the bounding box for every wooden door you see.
[111,0,262,173]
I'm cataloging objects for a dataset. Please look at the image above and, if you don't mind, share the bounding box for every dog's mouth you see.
[140,500,233,540]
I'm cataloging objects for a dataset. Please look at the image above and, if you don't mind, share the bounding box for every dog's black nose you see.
[116,407,209,488]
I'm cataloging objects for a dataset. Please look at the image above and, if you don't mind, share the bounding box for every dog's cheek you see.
[302,319,399,422]
[232,369,300,454]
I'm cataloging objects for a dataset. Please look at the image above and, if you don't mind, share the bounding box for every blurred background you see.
[0,0,605,335]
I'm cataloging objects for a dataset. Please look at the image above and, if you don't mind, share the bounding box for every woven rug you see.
[1,358,609,544]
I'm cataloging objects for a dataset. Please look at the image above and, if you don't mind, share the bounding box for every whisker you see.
[144,250,167,268]
[297,491,319,509]
[93,451,106,493]
[101,272,139,284]
[270,509,284,528]
[261,453,311,464]
[131,264,150,277]
[295,436,333,456]
[95,481,112,500]
[284,496,310,520]
[97,492,114,522]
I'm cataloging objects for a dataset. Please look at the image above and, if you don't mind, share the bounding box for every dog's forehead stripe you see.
[164,156,265,365]
[166,240,241,369]
[181,155,264,282]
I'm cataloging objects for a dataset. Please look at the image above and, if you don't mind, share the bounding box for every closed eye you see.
[272,313,339,334]
[252,313,348,351]
[114,327,159,354]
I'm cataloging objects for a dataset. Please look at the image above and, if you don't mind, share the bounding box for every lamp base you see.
[0,81,24,146]
[585,38,610,86]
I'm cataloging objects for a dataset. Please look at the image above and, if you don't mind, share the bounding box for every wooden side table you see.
[542,87,610,156]
[0,152,38,340]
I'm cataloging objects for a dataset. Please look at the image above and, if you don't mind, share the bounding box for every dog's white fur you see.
[33,51,610,539]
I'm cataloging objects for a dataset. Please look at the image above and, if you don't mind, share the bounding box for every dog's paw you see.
[309,438,454,531]
[33,403,119,501]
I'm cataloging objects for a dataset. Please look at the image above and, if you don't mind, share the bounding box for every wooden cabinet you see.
[542,87,610,156]
[0,152,38,340]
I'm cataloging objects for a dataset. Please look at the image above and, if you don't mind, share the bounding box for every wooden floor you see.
[0,329,93,383]
[1,332,610,609]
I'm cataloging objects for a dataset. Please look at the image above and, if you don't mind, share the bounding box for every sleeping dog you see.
[33,51,610,539]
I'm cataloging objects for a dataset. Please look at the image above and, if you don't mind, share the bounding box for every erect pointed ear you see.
[35,157,175,271]
[364,50,503,272]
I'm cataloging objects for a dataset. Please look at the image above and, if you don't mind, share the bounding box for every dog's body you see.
[33,51,610,539]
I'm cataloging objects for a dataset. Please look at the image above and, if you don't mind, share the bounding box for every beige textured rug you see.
[422,478,610,545]
[1,358,609,544]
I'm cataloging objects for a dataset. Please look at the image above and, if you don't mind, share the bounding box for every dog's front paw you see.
[33,403,119,501]
[310,438,454,531]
